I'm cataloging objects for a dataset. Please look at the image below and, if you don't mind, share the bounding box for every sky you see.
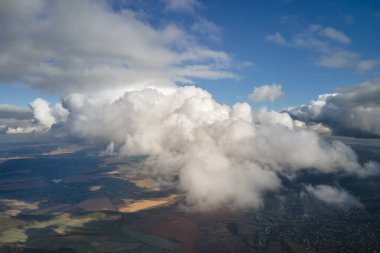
[1,0,379,110]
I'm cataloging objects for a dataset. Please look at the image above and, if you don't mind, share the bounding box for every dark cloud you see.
[0,104,33,120]
[286,80,380,138]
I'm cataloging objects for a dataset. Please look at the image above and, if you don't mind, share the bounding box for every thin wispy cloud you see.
[161,0,200,13]
[191,18,222,42]
[319,27,351,44]
[265,32,287,45]
[266,24,378,71]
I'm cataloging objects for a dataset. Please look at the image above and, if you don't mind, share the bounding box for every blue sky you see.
[1,0,379,110]
[195,0,380,109]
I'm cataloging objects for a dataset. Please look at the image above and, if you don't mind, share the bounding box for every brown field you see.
[145,215,202,253]
[145,211,233,253]
[105,170,120,175]
[117,164,129,170]
[63,174,105,183]
[130,178,160,191]
[117,195,177,213]
[42,146,83,156]
[0,214,94,244]
[0,199,39,216]
[29,204,74,215]
[77,197,117,212]
[0,176,46,191]
[88,185,103,191]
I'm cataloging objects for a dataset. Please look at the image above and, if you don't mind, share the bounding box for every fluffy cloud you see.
[23,85,377,210]
[0,0,233,95]
[285,80,380,137]
[249,84,284,102]
[29,98,68,130]
[305,184,362,208]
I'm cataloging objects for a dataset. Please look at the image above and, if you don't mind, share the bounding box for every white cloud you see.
[306,184,362,207]
[29,98,68,131]
[6,126,38,134]
[255,107,294,129]
[0,0,233,95]
[249,84,285,102]
[29,99,56,129]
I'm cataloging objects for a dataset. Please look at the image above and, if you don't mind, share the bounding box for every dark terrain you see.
[0,136,379,253]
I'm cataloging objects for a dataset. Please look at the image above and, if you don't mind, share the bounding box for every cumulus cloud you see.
[29,99,57,129]
[0,0,233,95]
[305,184,362,208]
[22,85,376,210]
[24,98,67,132]
[249,84,284,102]
[285,80,380,137]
